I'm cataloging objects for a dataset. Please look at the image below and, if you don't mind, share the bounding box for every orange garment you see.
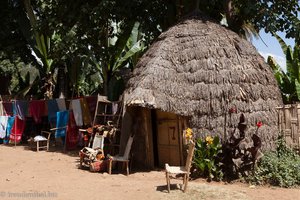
[80,98,92,126]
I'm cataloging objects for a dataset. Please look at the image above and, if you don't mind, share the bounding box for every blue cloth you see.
[47,99,59,127]
[55,110,69,138]
[4,116,15,144]
[13,100,29,120]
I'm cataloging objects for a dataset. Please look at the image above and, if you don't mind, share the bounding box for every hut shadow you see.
[156,184,181,193]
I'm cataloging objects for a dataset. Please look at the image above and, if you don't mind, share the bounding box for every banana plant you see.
[91,21,146,100]
[268,33,300,103]
[15,0,55,99]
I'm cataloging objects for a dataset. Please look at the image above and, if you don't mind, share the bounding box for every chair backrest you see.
[123,135,134,159]
[185,141,195,171]
[92,134,105,149]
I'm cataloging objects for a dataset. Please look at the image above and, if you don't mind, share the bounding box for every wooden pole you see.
[13,100,17,148]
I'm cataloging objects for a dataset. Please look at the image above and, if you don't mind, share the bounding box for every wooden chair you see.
[32,111,69,152]
[165,141,195,193]
[31,131,52,152]
[108,135,134,176]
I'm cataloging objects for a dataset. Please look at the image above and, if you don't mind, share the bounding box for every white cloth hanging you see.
[0,102,4,116]
[0,116,8,138]
[70,99,83,126]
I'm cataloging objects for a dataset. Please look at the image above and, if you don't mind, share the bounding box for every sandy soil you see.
[0,145,299,200]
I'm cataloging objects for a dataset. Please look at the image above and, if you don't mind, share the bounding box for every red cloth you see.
[66,111,79,150]
[29,100,46,124]
[9,117,25,143]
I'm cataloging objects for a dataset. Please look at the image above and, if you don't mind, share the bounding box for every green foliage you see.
[248,136,300,188]
[193,136,223,181]
[2,0,299,98]
[0,52,37,96]
[268,32,300,103]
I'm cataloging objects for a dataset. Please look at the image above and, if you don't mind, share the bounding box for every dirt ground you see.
[0,145,299,200]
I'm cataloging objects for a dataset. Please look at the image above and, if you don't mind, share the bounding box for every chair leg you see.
[183,174,189,193]
[37,141,39,152]
[182,174,186,190]
[108,159,112,174]
[79,158,83,168]
[126,161,129,176]
[46,140,49,151]
[166,172,170,193]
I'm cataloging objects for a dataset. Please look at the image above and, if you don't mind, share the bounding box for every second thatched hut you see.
[120,13,283,169]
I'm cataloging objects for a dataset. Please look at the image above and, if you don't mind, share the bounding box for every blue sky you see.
[251,30,295,71]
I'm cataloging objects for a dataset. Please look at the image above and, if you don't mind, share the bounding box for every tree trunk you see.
[103,68,111,97]
[57,65,67,98]
[225,0,234,27]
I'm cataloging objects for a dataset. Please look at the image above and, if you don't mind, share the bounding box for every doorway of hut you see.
[151,110,183,168]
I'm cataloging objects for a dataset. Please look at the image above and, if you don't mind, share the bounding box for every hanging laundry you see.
[85,96,97,120]
[56,98,66,111]
[10,116,26,144]
[80,98,92,126]
[70,99,83,126]
[2,102,13,116]
[0,102,4,116]
[3,116,15,144]
[13,100,29,120]
[55,110,69,138]
[47,99,59,127]
[0,116,8,138]
[66,110,79,150]
[29,100,46,124]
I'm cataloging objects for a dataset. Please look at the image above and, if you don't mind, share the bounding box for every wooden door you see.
[156,111,181,167]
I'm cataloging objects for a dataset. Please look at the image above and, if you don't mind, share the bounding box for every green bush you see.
[248,136,300,187]
[193,136,223,181]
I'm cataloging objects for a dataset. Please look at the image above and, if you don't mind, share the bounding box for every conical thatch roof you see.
[124,13,283,150]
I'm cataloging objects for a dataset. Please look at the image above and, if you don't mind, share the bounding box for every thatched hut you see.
[120,13,283,169]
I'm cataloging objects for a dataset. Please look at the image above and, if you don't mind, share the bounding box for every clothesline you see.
[0,96,98,147]
[0,96,97,125]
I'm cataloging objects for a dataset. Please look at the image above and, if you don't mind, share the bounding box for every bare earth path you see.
[0,145,299,200]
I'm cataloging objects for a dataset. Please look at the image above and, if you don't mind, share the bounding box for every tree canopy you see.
[0,0,299,99]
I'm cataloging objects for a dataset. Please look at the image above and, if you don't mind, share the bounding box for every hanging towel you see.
[0,102,4,116]
[66,110,79,150]
[0,116,8,138]
[29,100,46,124]
[3,102,13,116]
[85,96,97,120]
[47,99,59,127]
[56,98,66,111]
[10,116,25,144]
[70,99,83,126]
[4,116,15,144]
[80,98,92,126]
[14,100,29,120]
[55,110,69,138]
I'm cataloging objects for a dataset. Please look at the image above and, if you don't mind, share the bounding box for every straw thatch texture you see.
[124,14,283,150]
